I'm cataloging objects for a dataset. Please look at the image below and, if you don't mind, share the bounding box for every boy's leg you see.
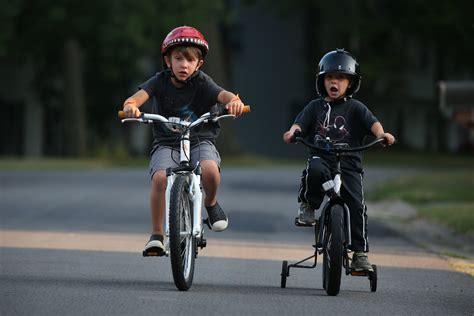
[341,170,368,252]
[201,160,220,207]
[145,146,179,254]
[201,160,227,231]
[191,140,222,207]
[191,141,227,231]
[150,170,167,235]
[341,169,373,271]
[299,157,332,209]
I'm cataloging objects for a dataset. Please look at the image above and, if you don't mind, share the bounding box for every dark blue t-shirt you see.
[138,69,223,147]
[294,97,378,171]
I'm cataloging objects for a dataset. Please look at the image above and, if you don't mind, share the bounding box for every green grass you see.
[363,148,473,169]
[368,171,474,203]
[368,170,474,234]
[418,203,474,234]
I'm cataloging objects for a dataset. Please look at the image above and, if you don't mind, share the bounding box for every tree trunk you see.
[63,38,87,156]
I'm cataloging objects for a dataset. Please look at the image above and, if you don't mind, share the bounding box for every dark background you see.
[1,0,473,158]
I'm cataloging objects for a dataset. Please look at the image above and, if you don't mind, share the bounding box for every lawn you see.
[368,170,474,235]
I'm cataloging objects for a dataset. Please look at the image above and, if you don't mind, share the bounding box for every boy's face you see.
[324,73,351,101]
[165,48,203,82]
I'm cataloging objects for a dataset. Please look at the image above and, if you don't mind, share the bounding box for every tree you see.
[1,0,226,156]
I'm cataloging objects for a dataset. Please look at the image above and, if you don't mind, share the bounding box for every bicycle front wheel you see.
[322,204,344,296]
[169,174,196,291]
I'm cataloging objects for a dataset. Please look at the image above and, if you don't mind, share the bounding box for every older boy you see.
[123,26,244,256]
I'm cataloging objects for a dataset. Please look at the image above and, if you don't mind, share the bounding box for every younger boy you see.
[122,26,244,256]
[283,49,395,271]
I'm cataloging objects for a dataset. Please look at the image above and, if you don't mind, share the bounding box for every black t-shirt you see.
[294,97,378,172]
[138,70,223,147]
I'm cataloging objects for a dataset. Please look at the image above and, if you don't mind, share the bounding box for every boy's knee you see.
[151,171,167,191]
[200,160,220,176]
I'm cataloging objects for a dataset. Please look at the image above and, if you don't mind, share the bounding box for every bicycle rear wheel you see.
[322,204,344,296]
[169,174,196,291]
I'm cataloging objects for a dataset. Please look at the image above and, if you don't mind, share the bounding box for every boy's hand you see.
[225,94,244,117]
[283,126,302,144]
[380,132,396,146]
[123,104,141,118]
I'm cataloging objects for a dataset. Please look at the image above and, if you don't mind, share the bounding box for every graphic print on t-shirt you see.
[316,115,350,142]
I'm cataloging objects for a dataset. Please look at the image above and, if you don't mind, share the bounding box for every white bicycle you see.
[119,105,250,291]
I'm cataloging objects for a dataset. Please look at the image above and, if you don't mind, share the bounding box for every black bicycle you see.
[281,133,387,296]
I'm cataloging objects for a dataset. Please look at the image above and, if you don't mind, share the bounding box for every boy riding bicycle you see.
[283,49,395,271]
[122,26,244,256]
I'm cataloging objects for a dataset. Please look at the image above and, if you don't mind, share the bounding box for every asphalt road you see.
[1,167,473,315]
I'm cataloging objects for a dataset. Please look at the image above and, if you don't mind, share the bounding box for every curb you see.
[368,201,474,277]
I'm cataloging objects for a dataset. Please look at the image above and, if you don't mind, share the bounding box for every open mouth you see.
[330,87,338,93]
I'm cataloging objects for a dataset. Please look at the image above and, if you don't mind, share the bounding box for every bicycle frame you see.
[121,109,236,255]
[298,137,385,250]
[281,135,386,294]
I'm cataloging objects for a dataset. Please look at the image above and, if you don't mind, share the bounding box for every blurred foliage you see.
[254,0,474,100]
[1,0,226,150]
[2,0,473,156]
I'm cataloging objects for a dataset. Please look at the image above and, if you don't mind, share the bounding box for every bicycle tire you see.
[281,260,288,288]
[369,264,377,292]
[323,204,344,296]
[169,174,196,291]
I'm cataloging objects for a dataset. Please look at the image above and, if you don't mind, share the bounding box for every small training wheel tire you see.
[281,261,288,288]
[369,264,377,292]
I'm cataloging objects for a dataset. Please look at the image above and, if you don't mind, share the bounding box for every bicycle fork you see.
[164,171,205,256]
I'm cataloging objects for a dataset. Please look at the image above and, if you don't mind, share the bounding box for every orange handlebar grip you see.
[118,111,126,119]
[242,105,251,113]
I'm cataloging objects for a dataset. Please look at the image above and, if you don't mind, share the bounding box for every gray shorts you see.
[149,140,221,179]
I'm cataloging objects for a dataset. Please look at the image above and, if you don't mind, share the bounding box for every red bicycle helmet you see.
[161,26,209,57]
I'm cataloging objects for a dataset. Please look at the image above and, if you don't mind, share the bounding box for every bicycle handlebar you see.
[293,131,387,154]
[118,105,250,120]
[118,105,251,132]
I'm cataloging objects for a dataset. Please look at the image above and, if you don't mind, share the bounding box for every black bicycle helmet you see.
[316,49,361,97]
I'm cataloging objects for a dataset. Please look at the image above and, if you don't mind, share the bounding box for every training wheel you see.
[281,260,288,288]
[369,264,377,292]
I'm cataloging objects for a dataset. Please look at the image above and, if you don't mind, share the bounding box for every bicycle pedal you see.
[294,217,315,227]
[350,270,369,276]
[197,238,207,249]
[142,249,164,257]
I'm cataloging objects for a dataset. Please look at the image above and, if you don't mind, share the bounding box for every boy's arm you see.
[123,89,150,118]
[371,122,396,145]
[283,124,302,144]
[217,90,244,116]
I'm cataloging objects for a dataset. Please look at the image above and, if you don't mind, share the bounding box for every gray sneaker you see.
[351,252,374,271]
[298,202,316,225]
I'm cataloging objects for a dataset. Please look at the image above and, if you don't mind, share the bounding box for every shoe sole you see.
[143,240,165,257]
[350,266,374,272]
[209,219,228,232]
